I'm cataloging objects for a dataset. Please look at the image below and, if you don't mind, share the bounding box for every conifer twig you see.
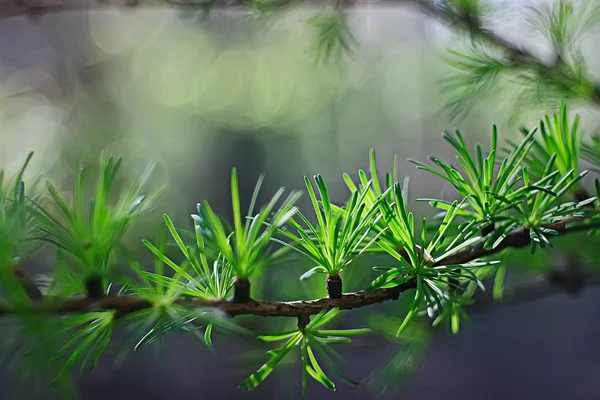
[5,0,597,101]
[0,216,598,319]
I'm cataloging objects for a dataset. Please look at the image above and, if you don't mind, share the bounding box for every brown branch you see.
[0,217,597,320]
[2,258,599,319]
[442,217,596,266]
[0,0,599,320]
[0,278,417,318]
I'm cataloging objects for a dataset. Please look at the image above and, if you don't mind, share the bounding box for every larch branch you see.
[5,0,599,103]
[0,217,598,319]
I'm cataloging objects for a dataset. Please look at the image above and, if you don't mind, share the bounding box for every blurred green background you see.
[2,3,600,399]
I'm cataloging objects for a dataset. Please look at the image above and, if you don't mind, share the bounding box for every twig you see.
[5,0,598,103]
[0,217,598,319]
[442,217,595,266]
[468,270,600,312]
[0,279,416,318]
[412,1,600,105]
[2,263,599,319]
[0,0,599,321]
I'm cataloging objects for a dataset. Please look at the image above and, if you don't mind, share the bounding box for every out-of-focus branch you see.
[7,0,597,100]
[468,262,600,313]
[0,0,423,19]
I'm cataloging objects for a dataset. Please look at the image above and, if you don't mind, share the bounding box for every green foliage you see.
[307,8,355,65]
[188,168,301,279]
[366,183,492,336]
[240,308,369,393]
[52,311,115,384]
[519,53,595,111]
[365,315,431,396]
[581,130,600,173]
[525,0,600,56]
[278,174,386,280]
[342,150,496,336]
[5,2,600,396]
[117,304,246,357]
[0,103,599,397]
[171,0,600,115]
[341,149,406,253]
[413,118,596,251]
[439,46,506,121]
[438,0,600,120]
[40,249,89,297]
[0,153,47,306]
[0,152,40,271]
[125,227,248,351]
[6,2,600,388]
[130,224,195,304]
[411,127,538,234]
[28,152,163,282]
[249,0,292,13]
[142,214,235,300]
[508,101,582,181]
[495,158,594,252]
[0,315,79,398]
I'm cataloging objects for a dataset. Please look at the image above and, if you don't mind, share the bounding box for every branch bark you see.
[442,217,594,266]
[1,0,599,320]
[0,278,416,318]
[0,217,598,319]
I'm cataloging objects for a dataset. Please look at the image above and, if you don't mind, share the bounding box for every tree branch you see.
[6,0,598,104]
[0,217,598,320]
[468,266,600,312]
[442,217,595,266]
[0,278,416,318]
[1,0,599,322]
[413,1,600,106]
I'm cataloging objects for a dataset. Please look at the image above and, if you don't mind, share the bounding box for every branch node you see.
[398,244,433,264]
[482,222,495,237]
[326,274,343,299]
[573,186,594,207]
[85,273,105,300]
[233,277,251,303]
[297,314,310,330]
[389,275,417,300]
[506,226,531,248]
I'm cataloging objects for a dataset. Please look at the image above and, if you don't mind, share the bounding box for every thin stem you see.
[232,277,251,303]
[298,314,310,330]
[0,216,598,319]
[84,273,105,299]
[326,274,343,299]
[0,0,595,112]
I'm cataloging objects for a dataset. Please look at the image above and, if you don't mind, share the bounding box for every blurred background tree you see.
[1,0,600,399]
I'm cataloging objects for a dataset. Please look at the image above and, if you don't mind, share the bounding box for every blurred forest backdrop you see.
[2,0,600,399]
